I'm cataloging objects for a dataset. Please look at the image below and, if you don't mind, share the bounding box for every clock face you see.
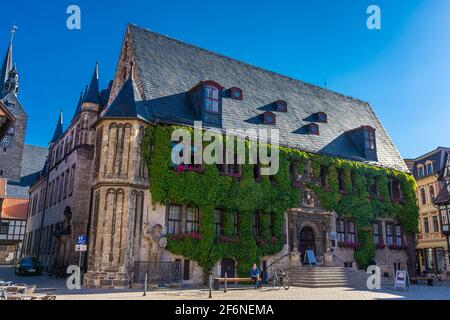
[1,134,13,148]
[233,90,241,98]
[266,115,273,123]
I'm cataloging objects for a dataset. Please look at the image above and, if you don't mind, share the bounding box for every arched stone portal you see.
[221,258,236,277]
[299,226,316,255]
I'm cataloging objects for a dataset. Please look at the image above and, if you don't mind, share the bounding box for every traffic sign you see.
[77,235,87,246]
[75,244,87,252]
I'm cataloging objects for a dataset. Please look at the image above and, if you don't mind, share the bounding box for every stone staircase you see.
[288,266,394,289]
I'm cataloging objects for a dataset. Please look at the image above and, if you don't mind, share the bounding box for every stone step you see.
[285,266,395,289]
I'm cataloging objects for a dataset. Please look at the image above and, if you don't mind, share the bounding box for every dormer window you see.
[274,100,287,112]
[188,80,224,127]
[367,127,376,150]
[229,87,243,100]
[307,123,319,135]
[346,126,377,161]
[204,85,220,113]
[314,112,328,123]
[263,112,276,125]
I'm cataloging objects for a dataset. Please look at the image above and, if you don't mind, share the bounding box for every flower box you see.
[220,172,242,179]
[216,235,240,244]
[376,243,386,249]
[337,241,360,249]
[169,233,202,241]
[173,164,204,174]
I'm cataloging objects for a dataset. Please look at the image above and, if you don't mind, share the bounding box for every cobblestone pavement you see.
[2,265,450,300]
[56,285,450,300]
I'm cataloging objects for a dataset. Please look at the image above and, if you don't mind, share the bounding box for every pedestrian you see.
[250,263,260,289]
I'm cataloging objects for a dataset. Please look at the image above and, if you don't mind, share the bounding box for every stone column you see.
[289,212,301,267]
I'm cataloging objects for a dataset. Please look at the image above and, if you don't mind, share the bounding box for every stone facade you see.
[24,76,100,272]
[24,25,414,289]
[0,94,27,182]
[405,148,450,274]
[83,119,150,288]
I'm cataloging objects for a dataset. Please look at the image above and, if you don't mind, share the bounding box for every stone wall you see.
[84,118,149,288]
[0,112,26,182]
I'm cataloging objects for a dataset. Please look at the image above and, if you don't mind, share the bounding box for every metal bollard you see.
[224,272,227,293]
[209,274,212,299]
[143,272,148,296]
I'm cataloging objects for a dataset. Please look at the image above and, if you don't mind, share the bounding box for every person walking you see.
[250,263,260,289]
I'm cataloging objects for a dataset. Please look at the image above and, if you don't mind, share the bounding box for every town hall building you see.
[25,24,418,289]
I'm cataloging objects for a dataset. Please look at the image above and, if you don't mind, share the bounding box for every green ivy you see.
[142,124,419,275]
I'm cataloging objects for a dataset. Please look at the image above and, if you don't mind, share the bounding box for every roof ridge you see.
[409,147,450,161]
[128,24,369,106]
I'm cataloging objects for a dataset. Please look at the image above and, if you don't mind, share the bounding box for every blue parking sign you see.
[77,235,87,245]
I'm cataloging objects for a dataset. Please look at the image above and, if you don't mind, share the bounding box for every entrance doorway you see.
[299,227,316,255]
[221,258,235,277]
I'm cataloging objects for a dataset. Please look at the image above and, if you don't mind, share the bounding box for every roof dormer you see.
[263,112,276,125]
[228,87,243,100]
[314,112,327,123]
[188,80,224,127]
[307,123,319,135]
[274,100,287,112]
[347,125,378,161]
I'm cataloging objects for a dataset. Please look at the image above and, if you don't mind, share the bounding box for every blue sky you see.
[0,0,449,159]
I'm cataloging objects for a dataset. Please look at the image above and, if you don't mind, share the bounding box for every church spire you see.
[0,26,16,94]
[50,111,64,144]
[71,91,84,121]
[83,63,100,104]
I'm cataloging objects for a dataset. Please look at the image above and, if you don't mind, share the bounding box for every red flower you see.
[338,241,360,249]
[376,243,386,249]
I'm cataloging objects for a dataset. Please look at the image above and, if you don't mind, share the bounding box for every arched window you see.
[430,185,435,201]
[417,165,424,178]
[420,188,427,205]
[426,162,433,175]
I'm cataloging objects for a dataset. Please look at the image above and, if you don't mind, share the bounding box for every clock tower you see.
[0,27,27,183]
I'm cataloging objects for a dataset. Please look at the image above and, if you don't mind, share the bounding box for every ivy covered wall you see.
[142,124,419,276]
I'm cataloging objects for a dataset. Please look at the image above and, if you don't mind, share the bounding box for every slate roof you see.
[1,91,26,119]
[0,40,12,94]
[6,144,48,199]
[83,63,100,104]
[102,71,143,119]
[109,24,408,172]
[50,112,63,143]
[71,92,84,121]
[405,147,450,179]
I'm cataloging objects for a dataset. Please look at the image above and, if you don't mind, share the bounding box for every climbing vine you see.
[142,124,419,276]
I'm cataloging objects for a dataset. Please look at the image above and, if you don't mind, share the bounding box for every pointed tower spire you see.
[0,26,16,93]
[83,63,100,104]
[102,63,142,119]
[72,91,84,121]
[50,111,64,143]
[4,62,19,95]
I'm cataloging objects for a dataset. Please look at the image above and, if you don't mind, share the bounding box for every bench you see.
[410,276,434,286]
[214,277,262,291]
